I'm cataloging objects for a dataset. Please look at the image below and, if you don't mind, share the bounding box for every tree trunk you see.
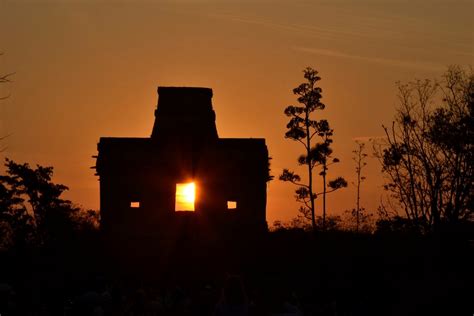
[305,110,316,231]
[322,163,326,229]
[356,154,361,232]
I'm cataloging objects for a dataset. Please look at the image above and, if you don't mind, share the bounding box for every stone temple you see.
[95,87,269,240]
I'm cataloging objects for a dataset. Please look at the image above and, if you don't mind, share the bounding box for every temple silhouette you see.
[95,87,269,240]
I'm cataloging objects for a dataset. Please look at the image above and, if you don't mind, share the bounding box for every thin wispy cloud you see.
[206,13,320,37]
[205,5,471,72]
[294,47,445,72]
[206,12,408,42]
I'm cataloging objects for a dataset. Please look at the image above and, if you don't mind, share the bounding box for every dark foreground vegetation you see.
[0,228,473,316]
[0,65,472,315]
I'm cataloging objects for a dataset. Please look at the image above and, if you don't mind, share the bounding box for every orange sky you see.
[1,0,473,224]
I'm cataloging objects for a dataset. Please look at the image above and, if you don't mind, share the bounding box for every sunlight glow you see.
[175,182,195,211]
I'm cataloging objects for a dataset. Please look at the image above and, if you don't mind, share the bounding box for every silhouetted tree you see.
[0,159,97,247]
[375,66,474,233]
[341,141,373,233]
[352,141,368,232]
[280,67,347,231]
[314,120,347,228]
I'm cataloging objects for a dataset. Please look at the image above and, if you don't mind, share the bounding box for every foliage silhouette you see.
[0,159,98,248]
[375,66,473,233]
[280,67,347,231]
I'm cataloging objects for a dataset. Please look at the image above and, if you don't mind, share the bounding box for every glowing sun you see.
[175,182,195,211]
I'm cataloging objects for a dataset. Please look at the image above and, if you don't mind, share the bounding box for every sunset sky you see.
[1,0,473,224]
